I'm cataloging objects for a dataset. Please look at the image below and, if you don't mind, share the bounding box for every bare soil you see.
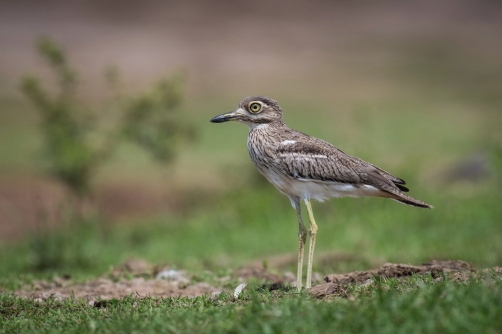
[323,260,473,285]
[14,259,221,303]
[12,259,497,302]
[309,260,478,298]
[15,277,219,303]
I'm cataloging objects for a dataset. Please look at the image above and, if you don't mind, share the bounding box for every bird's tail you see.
[364,166,432,208]
[390,192,433,209]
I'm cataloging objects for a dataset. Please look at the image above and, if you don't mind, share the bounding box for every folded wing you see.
[273,138,431,208]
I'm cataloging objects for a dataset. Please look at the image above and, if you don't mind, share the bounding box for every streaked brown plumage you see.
[210,96,432,291]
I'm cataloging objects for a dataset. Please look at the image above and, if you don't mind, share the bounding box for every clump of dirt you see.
[323,260,473,285]
[309,260,476,298]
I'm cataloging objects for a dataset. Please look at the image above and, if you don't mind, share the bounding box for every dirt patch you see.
[309,260,475,298]
[15,278,219,303]
[324,260,473,285]
[13,259,221,302]
[12,260,500,302]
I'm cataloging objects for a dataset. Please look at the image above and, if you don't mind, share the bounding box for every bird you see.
[210,96,432,291]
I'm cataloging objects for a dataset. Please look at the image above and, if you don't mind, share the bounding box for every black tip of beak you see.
[210,115,226,123]
[210,112,235,123]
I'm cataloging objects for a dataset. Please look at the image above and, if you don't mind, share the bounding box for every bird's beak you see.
[210,109,243,123]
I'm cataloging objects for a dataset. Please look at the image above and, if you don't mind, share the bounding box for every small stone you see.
[156,269,190,283]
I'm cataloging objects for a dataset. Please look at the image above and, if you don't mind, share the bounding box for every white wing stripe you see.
[279,153,327,159]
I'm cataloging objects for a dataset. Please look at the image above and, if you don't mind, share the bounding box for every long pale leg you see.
[305,199,318,289]
[293,198,307,292]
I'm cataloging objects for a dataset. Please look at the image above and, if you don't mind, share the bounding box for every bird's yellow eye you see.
[249,102,262,113]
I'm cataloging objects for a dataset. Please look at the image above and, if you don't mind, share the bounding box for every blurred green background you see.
[0,0,501,280]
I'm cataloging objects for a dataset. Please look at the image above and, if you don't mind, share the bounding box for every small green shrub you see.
[21,37,194,198]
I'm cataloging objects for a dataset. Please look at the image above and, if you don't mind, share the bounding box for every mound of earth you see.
[309,260,476,298]
[323,260,473,284]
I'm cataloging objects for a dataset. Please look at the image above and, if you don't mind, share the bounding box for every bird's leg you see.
[294,200,307,292]
[304,199,318,289]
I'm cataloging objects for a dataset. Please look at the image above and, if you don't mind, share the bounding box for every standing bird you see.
[210,96,432,291]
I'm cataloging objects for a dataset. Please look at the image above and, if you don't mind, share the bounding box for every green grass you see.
[2,273,501,333]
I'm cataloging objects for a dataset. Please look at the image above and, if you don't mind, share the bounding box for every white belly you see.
[260,168,383,202]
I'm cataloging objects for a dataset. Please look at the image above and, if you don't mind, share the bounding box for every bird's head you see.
[210,96,283,129]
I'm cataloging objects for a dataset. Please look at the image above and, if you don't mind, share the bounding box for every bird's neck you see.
[248,120,286,132]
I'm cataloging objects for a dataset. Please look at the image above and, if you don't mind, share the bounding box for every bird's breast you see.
[247,131,276,166]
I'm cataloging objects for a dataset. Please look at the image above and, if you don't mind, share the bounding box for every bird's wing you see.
[274,141,360,183]
[273,139,406,191]
[267,136,432,208]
